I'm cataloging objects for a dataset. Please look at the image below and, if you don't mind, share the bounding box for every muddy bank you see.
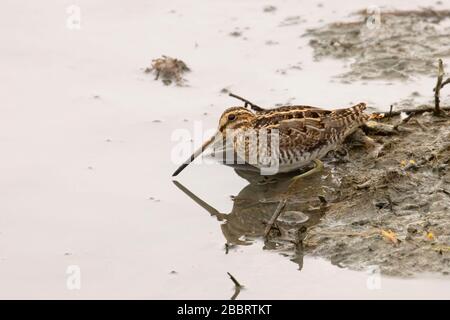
[305,110,450,277]
[305,8,450,81]
[175,106,450,277]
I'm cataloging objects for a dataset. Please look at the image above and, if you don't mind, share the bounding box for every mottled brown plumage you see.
[172,103,369,176]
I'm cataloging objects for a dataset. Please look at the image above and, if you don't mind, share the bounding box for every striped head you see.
[218,107,256,132]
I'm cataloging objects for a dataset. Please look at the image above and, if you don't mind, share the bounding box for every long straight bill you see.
[172,133,219,177]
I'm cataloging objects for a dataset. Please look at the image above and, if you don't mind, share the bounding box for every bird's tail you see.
[323,102,369,129]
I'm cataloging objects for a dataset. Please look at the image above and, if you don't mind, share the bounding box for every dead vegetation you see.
[227,272,244,300]
[434,59,450,114]
[145,55,190,86]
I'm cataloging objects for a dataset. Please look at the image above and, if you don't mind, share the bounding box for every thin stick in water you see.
[434,59,445,115]
[388,105,393,119]
[227,272,243,300]
[375,105,450,117]
[263,199,287,238]
[227,272,243,288]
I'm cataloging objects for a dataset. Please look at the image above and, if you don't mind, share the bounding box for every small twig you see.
[375,106,450,117]
[441,78,450,89]
[228,93,266,112]
[388,105,393,119]
[230,289,241,300]
[356,179,373,189]
[227,272,243,288]
[263,199,287,238]
[434,59,445,115]
[364,120,396,134]
[227,272,243,300]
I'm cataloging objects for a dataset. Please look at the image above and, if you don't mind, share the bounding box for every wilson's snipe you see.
[173,102,369,176]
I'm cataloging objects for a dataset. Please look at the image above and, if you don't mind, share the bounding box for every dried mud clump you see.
[145,55,190,86]
[306,9,450,81]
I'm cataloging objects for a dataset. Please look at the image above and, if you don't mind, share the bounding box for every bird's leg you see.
[287,159,324,193]
[291,159,323,181]
[264,159,323,239]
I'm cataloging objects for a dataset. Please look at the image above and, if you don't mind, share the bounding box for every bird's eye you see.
[228,114,236,121]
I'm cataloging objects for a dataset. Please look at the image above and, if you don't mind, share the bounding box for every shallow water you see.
[0,0,449,299]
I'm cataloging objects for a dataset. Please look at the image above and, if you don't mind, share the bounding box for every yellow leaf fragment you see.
[426,232,435,240]
[369,113,385,120]
[381,229,399,245]
[400,160,416,167]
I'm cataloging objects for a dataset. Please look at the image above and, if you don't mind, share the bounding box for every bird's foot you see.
[287,159,324,193]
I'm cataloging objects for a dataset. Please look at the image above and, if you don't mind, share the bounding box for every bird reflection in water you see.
[173,165,337,271]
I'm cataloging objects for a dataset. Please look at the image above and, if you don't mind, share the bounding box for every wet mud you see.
[306,110,450,277]
[305,9,450,81]
[175,108,450,277]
